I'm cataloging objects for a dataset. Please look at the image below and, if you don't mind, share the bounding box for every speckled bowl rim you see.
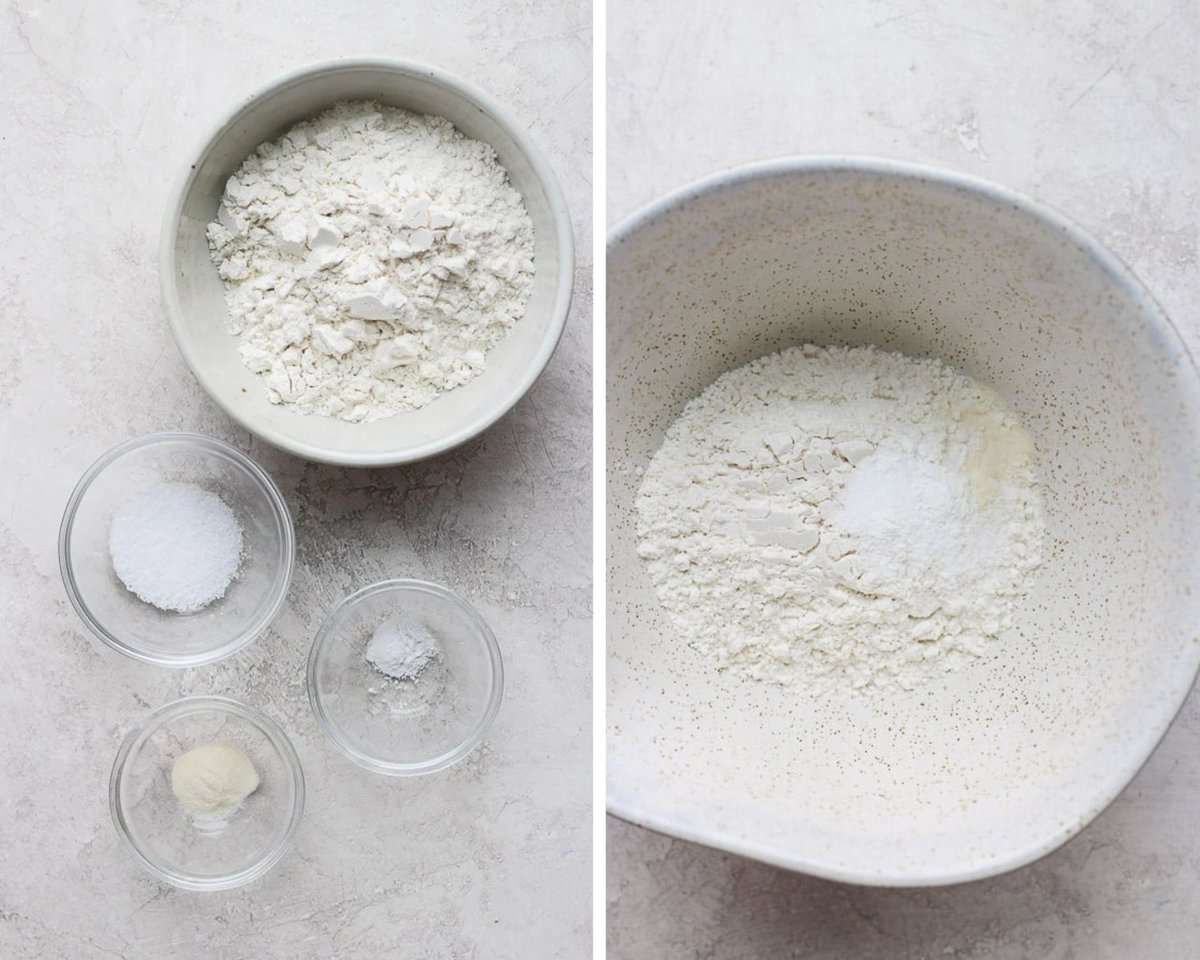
[58,432,295,668]
[109,695,306,892]
[605,154,1200,887]
[307,578,505,776]
[159,57,575,467]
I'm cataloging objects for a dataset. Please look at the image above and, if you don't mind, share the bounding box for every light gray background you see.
[0,2,590,958]
[608,1,1199,957]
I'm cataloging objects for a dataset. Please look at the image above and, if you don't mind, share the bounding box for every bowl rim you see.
[307,577,505,777]
[58,432,295,668]
[109,695,306,892]
[605,154,1200,887]
[160,56,575,467]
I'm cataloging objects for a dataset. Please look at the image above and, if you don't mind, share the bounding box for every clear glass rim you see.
[109,695,306,892]
[307,578,505,777]
[57,432,295,668]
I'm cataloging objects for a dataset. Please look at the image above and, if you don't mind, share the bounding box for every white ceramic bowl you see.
[161,59,573,466]
[607,157,1200,886]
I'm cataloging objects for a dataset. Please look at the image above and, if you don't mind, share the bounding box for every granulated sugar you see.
[109,482,243,613]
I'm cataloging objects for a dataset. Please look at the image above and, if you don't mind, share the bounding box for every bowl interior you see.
[63,436,291,665]
[607,162,1200,884]
[112,699,302,888]
[310,581,502,774]
[166,61,568,463]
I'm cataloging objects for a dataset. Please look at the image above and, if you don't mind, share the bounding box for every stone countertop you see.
[0,2,590,958]
[607,1,1199,957]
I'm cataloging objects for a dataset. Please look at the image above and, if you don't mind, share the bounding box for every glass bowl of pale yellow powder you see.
[109,696,304,891]
[307,578,504,776]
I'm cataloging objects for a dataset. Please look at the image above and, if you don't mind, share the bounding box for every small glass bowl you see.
[58,433,294,667]
[109,696,305,891]
[307,579,504,776]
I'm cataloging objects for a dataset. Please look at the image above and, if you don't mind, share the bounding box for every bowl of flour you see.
[162,59,573,465]
[607,157,1200,885]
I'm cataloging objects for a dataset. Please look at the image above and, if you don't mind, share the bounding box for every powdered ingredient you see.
[635,345,1044,693]
[171,742,259,818]
[109,482,243,613]
[365,615,441,681]
[206,100,535,422]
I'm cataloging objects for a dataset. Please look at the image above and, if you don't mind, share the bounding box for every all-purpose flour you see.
[206,101,535,422]
[635,345,1044,693]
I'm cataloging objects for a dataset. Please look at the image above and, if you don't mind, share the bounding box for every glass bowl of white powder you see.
[59,433,294,667]
[307,578,504,776]
[110,696,304,891]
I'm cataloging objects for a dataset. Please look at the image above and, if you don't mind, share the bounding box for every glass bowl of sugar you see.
[110,696,304,890]
[307,579,504,776]
[58,433,294,667]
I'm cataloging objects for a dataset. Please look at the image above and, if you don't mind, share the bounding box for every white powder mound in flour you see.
[635,345,1044,694]
[206,100,535,423]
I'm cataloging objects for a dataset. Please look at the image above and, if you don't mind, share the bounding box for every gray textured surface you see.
[607,1,1200,957]
[0,2,590,958]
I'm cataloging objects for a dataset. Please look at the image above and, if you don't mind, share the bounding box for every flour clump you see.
[206,100,535,422]
[635,345,1044,693]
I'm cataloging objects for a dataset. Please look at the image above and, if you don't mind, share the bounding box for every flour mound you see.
[206,100,535,423]
[635,345,1044,694]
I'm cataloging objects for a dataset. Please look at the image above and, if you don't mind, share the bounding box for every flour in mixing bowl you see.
[206,100,535,423]
[635,345,1044,693]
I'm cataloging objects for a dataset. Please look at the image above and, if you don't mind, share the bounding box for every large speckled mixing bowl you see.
[607,157,1200,885]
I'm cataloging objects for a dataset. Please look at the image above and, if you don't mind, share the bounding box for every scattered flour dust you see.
[206,100,535,423]
[635,345,1044,694]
